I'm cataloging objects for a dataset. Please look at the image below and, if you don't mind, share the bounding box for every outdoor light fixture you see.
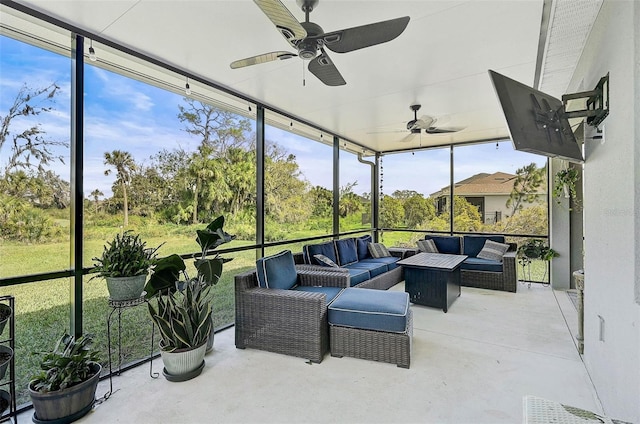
[185,77,191,95]
[88,40,97,62]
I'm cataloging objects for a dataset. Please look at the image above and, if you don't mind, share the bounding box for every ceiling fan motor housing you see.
[298,21,324,60]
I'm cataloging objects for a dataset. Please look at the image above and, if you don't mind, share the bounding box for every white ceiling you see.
[4,0,600,154]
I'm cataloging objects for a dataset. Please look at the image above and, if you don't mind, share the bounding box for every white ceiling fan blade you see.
[230,51,297,69]
[253,0,307,47]
[413,115,435,129]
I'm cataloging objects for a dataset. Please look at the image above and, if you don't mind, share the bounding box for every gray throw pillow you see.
[476,240,510,262]
[368,243,391,258]
[314,254,339,267]
[417,239,439,253]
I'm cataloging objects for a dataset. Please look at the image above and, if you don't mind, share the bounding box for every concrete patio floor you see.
[28,282,601,423]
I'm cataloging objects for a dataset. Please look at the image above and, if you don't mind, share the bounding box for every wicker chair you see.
[235,267,349,363]
[460,248,518,292]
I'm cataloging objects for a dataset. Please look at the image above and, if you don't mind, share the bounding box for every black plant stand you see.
[0,295,16,424]
[102,295,157,401]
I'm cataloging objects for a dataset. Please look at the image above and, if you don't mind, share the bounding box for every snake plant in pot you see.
[145,216,235,380]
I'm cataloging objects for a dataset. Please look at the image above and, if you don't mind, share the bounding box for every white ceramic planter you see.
[160,341,207,376]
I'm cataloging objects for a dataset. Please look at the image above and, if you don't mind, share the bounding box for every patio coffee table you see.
[397,252,467,312]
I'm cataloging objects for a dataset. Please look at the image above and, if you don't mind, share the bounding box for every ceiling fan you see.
[230,0,410,86]
[392,104,465,142]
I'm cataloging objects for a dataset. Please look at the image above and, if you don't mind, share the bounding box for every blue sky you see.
[1,35,546,198]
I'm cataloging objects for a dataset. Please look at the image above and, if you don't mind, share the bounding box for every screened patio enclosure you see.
[1,1,638,422]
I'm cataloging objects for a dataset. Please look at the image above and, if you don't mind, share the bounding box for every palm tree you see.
[104,150,135,227]
[90,189,103,214]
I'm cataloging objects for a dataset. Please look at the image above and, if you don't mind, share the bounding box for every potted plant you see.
[517,239,559,262]
[517,239,559,286]
[145,216,235,379]
[0,303,11,336]
[148,276,213,381]
[28,333,101,422]
[144,216,235,297]
[91,231,161,301]
[553,167,581,209]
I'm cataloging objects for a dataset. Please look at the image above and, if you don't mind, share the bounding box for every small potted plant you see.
[91,231,161,301]
[553,167,581,209]
[517,239,559,286]
[517,239,559,262]
[28,333,101,422]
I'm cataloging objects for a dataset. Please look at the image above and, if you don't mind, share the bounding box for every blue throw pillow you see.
[425,236,461,254]
[256,250,298,290]
[303,241,338,266]
[356,235,372,260]
[335,238,358,266]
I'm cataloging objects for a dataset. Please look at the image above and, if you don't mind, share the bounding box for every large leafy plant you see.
[91,231,161,278]
[30,334,100,393]
[144,216,235,297]
[147,277,213,351]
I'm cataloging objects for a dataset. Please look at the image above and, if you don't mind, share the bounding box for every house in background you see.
[431,172,546,224]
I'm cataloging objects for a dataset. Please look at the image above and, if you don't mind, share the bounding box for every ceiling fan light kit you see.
[230,0,410,86]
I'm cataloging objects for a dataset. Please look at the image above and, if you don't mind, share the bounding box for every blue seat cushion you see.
[461,257,503,273]
[292,286,343,304]
[356,235,372,260]
[303,241,338,266]
[335,238,358,266]
[328,288,410,333]
[463,235,506,258]
[425,236,461,254]
[256,250,298,290]
[344,261,387,278]
[359,256,400,271]
[343,268,370,287]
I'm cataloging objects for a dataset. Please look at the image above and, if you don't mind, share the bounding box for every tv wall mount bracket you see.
[562,73,609,128]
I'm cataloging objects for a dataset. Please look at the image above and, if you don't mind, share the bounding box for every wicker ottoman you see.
[328,288,412,368]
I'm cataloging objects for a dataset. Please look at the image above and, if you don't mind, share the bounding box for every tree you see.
[339,182,363,218]
[391,190,420,200]
[104,150,136,227]
[403,194,435,228]
[506,163,546,215]
[177,99,253,221]
[492,204,548,235]
[429,196,483,232]
[264,142,310,225]
[0,83,68,177]
[380,195,404,228]
[309,186,332,218]
[90,189,103,214]
[178,99,252,155]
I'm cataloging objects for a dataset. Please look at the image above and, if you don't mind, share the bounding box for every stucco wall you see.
[566,1,639,421]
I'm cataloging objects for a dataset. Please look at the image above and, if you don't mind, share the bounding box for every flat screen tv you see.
[489,69,583,163]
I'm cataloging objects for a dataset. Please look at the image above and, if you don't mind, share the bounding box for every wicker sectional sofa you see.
[295,235,404,290]
[235,247,409,364]
[421,235,517,292]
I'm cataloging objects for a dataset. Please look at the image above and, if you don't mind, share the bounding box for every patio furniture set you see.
[234,234,515,369]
